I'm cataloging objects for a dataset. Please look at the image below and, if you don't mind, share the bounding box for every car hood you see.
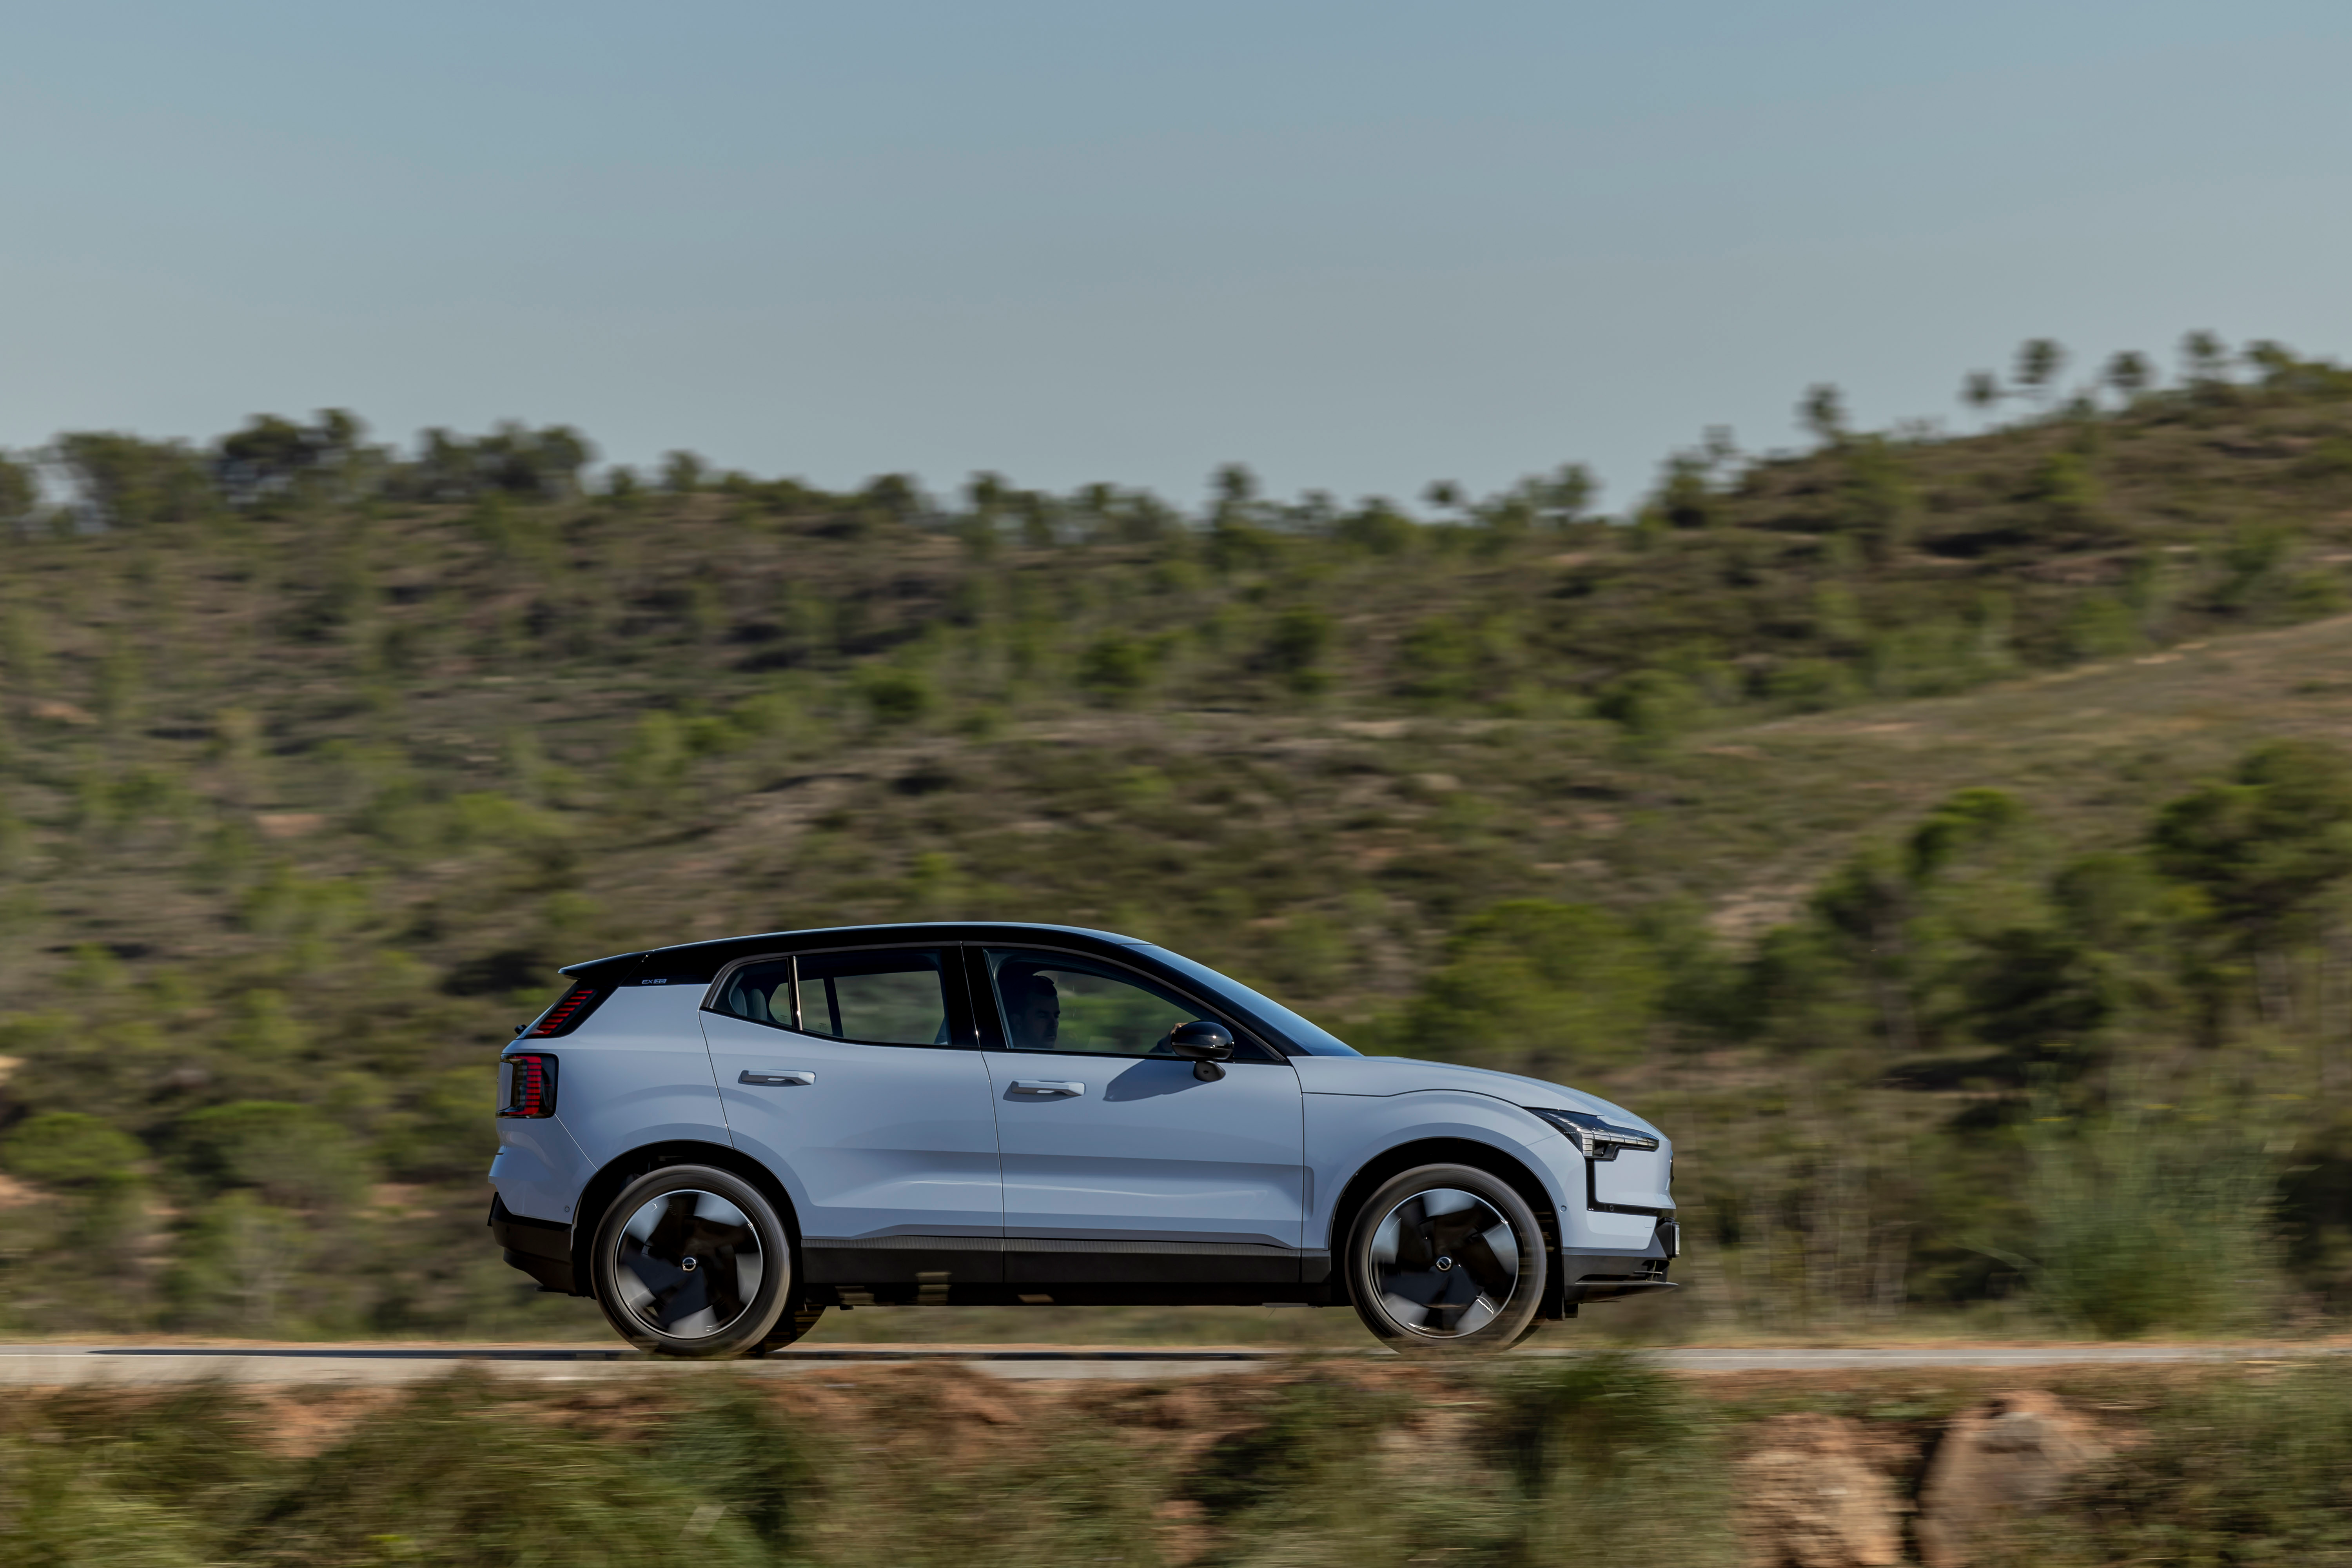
[1289,1055,1661,1139]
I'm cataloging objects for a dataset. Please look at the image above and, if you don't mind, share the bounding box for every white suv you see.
[488,922,1675,1356]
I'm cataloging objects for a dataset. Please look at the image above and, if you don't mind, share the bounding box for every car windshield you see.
[1131,947,1361,1056]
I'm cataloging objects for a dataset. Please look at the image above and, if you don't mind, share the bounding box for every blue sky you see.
[4,2,2348,512]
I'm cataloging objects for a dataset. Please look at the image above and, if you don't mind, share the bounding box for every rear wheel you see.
[590,1164,793,1357]
[1346,1163,1546,1356]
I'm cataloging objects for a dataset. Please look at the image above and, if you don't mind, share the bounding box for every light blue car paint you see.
[984,1050,1305,1248]
[485,1116,590,1221]
[702,1007,1004,1241]
[492,924,1673,1322]
[514,985,723,1213]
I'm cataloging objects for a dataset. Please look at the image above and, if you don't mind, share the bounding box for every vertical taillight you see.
[499,1053,559,1118]
[526,984,599,1038]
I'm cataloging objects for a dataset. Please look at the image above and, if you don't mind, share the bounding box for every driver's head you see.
[1002,970,1061,1049]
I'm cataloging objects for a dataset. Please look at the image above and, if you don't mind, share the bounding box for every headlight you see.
[1526,1107,1659,1161]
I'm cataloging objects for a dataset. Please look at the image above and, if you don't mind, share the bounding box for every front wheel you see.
[590,1164,793,1357]
[1346,1163,1546,1356]
[751,1305,828,1356]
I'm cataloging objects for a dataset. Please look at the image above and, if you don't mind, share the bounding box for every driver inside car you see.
[1000,969,1062,1050]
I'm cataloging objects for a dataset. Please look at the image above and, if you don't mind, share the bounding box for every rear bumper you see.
[489,1194,580,1295]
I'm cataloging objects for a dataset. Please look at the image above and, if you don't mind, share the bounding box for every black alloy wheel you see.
[590,1164,794,1357]
[1346,1163,1547,1355]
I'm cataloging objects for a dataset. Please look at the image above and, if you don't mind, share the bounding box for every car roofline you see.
[557,921,1149,979]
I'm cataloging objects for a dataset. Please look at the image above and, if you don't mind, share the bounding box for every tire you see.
[590,1164,793,1357]
[750,1305,828,1356]
[1346,1163,1546,1356]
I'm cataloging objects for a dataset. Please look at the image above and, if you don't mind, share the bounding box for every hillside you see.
[5,341,2352,1340]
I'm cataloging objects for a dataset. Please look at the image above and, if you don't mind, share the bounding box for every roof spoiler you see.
[557,951,650,984]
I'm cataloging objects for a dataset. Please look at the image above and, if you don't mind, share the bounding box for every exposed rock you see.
[1916,1390,2108,1568]
[1734,1413,1904,1568]
[1152,1497,1209,1567]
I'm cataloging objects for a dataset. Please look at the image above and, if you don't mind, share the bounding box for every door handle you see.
[1010,1079,1085,1096]
[739,1069,816,1086]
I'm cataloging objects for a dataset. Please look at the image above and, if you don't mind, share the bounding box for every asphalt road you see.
[0,1342,2338,1385]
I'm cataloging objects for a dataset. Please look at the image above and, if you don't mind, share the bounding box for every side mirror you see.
[1167,1021,1234,1080]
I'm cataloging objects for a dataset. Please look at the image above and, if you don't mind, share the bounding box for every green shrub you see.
[1763,657,1861,713]
[1838,436,1917,560]
[2034,449,2106,534]
[0,1112,143,1188]
[1499,1354,1737,1568]
[243,1374,767,1568]
[173,1101,367,1209]
[2014,1362,2352,1564]
[161,1190,314,1332]
[2288,568,2351,618]
[1260,606,1334,696]
[1076,634,1154,706]
[1399,900,1664,1073]
[2016,1106,2282,1337]
[0,455,35,527]
[376,1065,495,1183]
[858,665,935,726]
[1184,1374,1517,1567]
[0,1440,215,1568]
[614,710,691,799]
[2214,520,2297,613]
[1595,668,1700,750]
[1396,615,1477,704]
[2064,594,2140,659]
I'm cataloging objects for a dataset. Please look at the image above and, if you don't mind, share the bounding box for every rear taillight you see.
[499,1053,559,1118]
[525,984,600,1038]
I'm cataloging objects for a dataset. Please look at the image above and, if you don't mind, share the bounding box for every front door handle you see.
[739,1069,816,1086]
[1010,1079,1085,1096]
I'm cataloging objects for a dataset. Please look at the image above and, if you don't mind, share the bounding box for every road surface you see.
[0,1341,2337,1384]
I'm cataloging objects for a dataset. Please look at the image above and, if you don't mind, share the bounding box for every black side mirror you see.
[1166,1020,1234,1080]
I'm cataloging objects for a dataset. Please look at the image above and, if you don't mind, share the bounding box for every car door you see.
[699,945,1004,1289]
[970,946,1305,1285]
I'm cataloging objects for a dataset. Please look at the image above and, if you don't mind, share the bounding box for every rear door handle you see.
[1010,1079,1085,1096]
[739,1069,816,1086]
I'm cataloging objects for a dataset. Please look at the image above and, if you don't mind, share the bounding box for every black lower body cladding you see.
[489,1194,577,1294]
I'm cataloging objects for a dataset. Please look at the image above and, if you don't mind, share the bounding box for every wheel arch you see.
[1323,1136,1565,1316]
[570,1139,801,1300]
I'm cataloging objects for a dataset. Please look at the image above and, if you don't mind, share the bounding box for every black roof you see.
[560,922,1149,986]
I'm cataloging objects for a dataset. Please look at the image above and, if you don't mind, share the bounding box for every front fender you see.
[1305,1088,1583,1252]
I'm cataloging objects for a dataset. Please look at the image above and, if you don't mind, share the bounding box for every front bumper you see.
[1561,1217,1678,1305]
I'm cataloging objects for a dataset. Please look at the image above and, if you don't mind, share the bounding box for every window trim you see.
[965,943,1284,1064]
[701,944,976,1050]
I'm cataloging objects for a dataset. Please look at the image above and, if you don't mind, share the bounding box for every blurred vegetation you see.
[2014,1360,2352,1564]
[0,1359,1734,1568]
[4,336,2352,1339]
[14,1359,2352,1565]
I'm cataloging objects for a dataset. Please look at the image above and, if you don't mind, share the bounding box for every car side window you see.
[712,948,954,1046]
[981,948,1265,1059]
[715,959,793,1026]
